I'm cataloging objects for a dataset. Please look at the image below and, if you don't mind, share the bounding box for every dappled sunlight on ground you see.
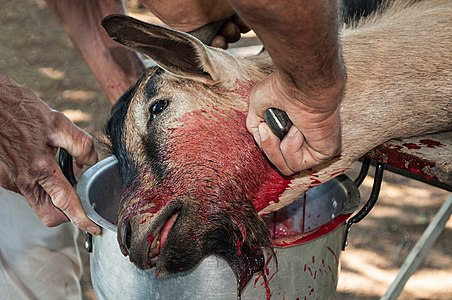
[62,109,93,123]
[336,163,451,299]
[61,89,97,102]
[38,66,65,80]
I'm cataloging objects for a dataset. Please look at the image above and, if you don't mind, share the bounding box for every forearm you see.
[45,0,145,104]
[141,0,234,32]
[229,0,345,108]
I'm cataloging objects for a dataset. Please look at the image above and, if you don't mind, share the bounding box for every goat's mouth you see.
[117,199,184,270]
[119,196,274,294]
[147,211,180,268]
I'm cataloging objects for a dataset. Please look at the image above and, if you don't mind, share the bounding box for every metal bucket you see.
[77,156,360,299]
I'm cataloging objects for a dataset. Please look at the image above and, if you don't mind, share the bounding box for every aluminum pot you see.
[77,156,360,300]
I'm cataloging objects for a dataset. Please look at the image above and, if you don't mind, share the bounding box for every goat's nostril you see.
[120,219,132,253]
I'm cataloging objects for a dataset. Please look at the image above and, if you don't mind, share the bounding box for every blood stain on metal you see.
[367,144,438,181]
[419,139,444,148]
[273,213,350,247]
[402,143,421,149]
[308,285,315,296]
[262,272,271,300]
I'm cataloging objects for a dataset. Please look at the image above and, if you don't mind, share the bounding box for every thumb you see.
[38,162,101,235]
[48,111,98,166]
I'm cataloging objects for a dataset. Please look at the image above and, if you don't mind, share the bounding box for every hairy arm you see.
[45,0,145,103]
[232,0,345,102]
[231,0,346,174]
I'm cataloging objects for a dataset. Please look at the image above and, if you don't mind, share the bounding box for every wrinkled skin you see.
[102,0,452,294]
[0,75,99,234]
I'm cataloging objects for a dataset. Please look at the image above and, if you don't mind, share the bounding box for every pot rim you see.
[78,156,360,241]
[78,156,118,232]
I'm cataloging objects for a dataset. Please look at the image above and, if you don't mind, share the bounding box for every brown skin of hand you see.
[247,72,344,175]
[229,0,346,175]
[0,75,100,235]
[138,0,346,174]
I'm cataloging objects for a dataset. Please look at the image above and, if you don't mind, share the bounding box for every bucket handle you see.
[342,158,385,250]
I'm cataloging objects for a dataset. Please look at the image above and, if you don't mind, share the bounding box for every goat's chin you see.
[128,202,273,293]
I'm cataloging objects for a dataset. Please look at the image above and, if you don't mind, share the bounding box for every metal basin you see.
[77,156,359,300]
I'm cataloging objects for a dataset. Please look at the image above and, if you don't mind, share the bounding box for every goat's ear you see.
[101,15,219,84]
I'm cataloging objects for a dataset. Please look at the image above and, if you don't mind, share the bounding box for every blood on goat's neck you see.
[164,82,291,212]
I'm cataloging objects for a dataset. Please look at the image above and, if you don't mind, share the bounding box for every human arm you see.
[230,0,346,175]
[139,0,250,48]
[0,75,100,234]
[45,0,146,104]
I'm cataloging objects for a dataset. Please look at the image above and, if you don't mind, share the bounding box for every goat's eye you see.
[150,98,169,119]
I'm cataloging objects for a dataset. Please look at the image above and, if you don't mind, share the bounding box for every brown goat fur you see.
[103,0,451,292]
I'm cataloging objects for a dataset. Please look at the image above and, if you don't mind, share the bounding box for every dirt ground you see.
[1,0,451,299]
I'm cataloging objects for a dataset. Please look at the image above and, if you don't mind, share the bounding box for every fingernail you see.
[258,123,268,141]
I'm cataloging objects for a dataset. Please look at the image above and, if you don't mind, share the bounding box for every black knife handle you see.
[58,148,77,186]
[264,108,293,140]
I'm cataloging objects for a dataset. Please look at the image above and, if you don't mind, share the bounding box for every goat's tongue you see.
[159,212,179,251]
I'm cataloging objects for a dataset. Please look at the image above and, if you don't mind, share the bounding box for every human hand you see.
[246,71,343,176]
[210,15,251,49]
[0,75,100,235]
[141,0,250,48]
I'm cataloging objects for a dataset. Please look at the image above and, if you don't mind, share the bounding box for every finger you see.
[233,15,251,33]
[258,123,293,175]
[246,110,264,147]
[18,181,70,226]
[211,35,228,49]
[48,111,98,166]
[221,21,241,43]
[246,106,265,134]
[38,164,101,235]
[280,126,307,172]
